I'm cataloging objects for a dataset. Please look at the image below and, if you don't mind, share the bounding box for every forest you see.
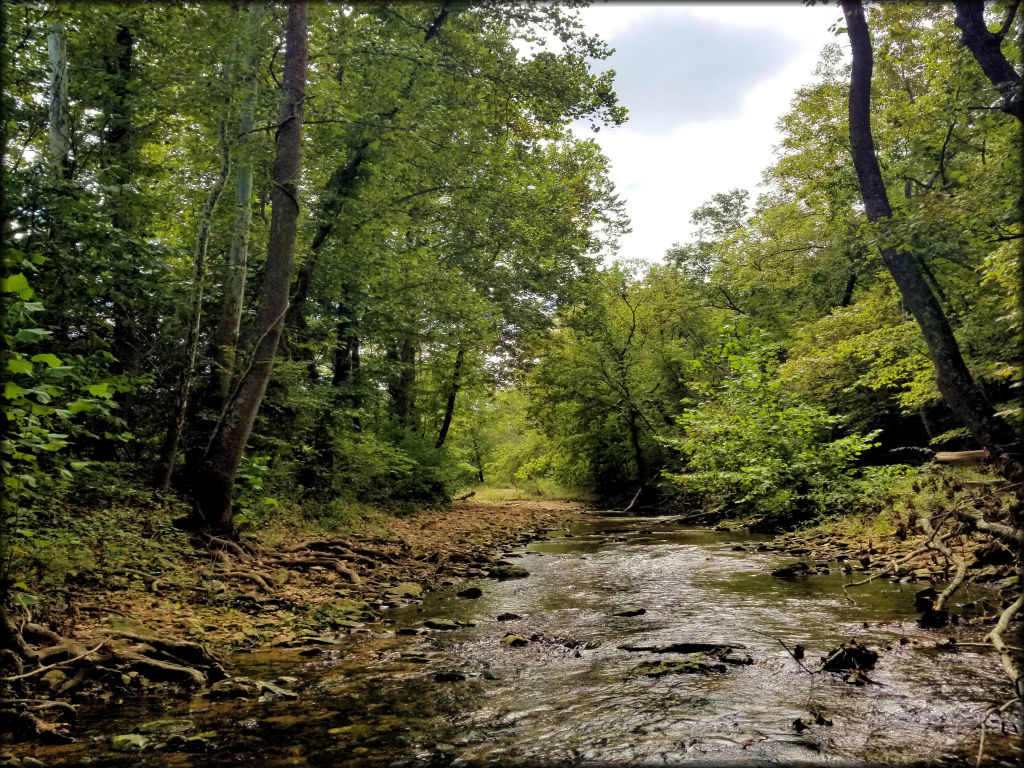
[1,1,1022,766]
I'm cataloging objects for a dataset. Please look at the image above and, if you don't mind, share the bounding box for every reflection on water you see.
[37,515,1022,767]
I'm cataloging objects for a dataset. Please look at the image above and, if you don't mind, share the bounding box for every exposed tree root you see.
[0,605,225,741]
[271,556,360,584]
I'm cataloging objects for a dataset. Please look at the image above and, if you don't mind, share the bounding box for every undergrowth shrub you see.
[661,348,882,529]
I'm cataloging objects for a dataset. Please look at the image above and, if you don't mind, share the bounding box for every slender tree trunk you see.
[284,4,456,333]
[102,23,139,377]
[155,120,231,491]
[214,1,263,405]
[435,346,465,449]
[387,337,417,428]
[952,0,1023,123]
[46,20,71,178]
[193,1,308,533]
[842,0,1021,478]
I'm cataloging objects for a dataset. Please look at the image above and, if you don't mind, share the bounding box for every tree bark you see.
[435,346,465,449]
[387,337,417,428]
[46,20,71,178]
[193,0,308,533]
[952,0,1023,122]
[155,119,231,491]
[214,1,264,405]
[842,0,1021,478]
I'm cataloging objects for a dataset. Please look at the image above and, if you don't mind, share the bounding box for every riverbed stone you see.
[387,582,423,599]
[501,633,529,647]
[770,562,809,578]
[425,618,460,630]
[206,676,260,699]
[613,607,646,617]
[138,718,194,735]
[487,565,530,580]
[495,612,521,621]
[631,656,727,677]
[111,734,149,752]
[457,587,483,599]
[258,680,299,700]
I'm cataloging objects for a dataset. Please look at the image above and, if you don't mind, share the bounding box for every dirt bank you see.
[1,499,586,746]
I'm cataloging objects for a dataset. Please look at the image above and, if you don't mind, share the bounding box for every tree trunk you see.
[284,5,456,333]
[214,1,263,405]
[154,120,231,491]
[46,19,71,178]
[435,346,465,449]
[387,337,417,428]
[952,0,1023,123]
[193,0,308,533]
[842,0,1021,479]
[102,23,140,378]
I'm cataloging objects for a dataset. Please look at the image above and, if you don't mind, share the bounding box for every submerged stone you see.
[613,607,646,617]
[487,565,530,581]
[631,655,727,677]
[111,734,149,752]
[138,718,194,735]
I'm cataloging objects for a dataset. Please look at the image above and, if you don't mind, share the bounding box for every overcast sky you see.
[571,2,847,263]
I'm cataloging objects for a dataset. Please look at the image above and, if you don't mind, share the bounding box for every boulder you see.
[501,634,529,647]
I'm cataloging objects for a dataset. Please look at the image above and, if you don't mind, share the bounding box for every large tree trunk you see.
[952,0,1022,123]
[46,19,71,177]
[154,120,231,491]
[214,1,264,405]
[841,0,1021,481]
[192,0,308,533]
[435,346,465,449]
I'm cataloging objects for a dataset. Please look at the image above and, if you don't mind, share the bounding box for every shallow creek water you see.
[38,515,1022,767]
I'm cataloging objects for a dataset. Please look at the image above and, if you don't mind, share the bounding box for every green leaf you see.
[1,272,33,299]
[85,382,111,398]
[3,382,28,399]
[6,357,33,375]
[31,353,63,368]
[14,327,50,343]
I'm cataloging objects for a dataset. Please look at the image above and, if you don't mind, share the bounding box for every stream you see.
[35,514,1023,767]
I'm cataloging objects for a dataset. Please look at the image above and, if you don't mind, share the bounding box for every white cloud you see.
[574,2,846,262]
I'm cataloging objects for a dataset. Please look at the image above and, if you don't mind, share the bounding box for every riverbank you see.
[1,497,585,747]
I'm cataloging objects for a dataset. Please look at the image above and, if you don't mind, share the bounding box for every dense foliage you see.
[1,0,1020,554]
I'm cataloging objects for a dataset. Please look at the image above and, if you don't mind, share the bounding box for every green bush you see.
[662,348,880,528]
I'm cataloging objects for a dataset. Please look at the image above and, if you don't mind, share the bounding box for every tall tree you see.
[841,0,1021,479]
[193,0,309,533]
[952,0,1022,122]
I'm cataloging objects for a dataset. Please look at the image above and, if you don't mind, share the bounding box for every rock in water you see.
[457,587,483,599]
[487,565,530,581]
[821,640,878,672]
[111,734,149,752]
[631,656,727,677]
[501,633,529,647]
[770,562,810,578]
[424,618,460,631]
[613,607,646,617]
